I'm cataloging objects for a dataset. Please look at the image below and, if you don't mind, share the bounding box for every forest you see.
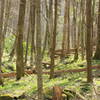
[0,0,100,100]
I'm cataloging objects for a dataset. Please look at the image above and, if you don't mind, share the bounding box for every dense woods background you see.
[0,0,100,100]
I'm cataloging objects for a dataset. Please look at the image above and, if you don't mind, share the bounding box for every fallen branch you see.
[0,65,99,78]
[63,89,86,100]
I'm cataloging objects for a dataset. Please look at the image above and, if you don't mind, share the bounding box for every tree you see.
[73,0,78,61]
[25,19,30,65]
[24,0,31,65]
[0,0,5,85]
[94,0,100,60]
[91,0,96,56]
[30,0,36,66]
[2,0,11,49]
[50,0,58,79]
[81,0,85,60]
[48,0,53,54]
[16,0,26,80]
[62,0,68,59]
[67,0,70,54]
[9,38,17,61]
[42,0,49,57]
[86,0,93,82]
[35,0,43,99]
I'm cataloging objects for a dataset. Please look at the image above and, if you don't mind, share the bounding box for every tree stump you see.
[52,86,63,100]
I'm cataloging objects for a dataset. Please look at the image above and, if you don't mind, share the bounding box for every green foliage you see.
[5,35,15,53]
[55,55,86,70]
[0,76,37,96]
[80,83,92,93]
[0,54,99,99]
[92,60,100,65]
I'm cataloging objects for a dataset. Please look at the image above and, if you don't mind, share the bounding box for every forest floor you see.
[0,55,100,100]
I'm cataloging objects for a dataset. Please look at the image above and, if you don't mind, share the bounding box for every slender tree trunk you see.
[36,0,43,99]
[73,0,78,61]
[30,0,36,66]
[48,0,53,55]
[62,0,68,59]
[86,0,93,82]
[91,0,95,56]
[0,0,5,85]
[81,0,85,60]
[93,0,100,60]
[42,0,49,57]
[9,37,17,61]
[50,0,58,79]
[16,0,26,80]
[2,0,11,50]
[67,0,70,54]
[25,20,30,65]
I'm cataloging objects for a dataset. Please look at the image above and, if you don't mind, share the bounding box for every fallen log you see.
[55,48,75,53]
[0,65,99,78]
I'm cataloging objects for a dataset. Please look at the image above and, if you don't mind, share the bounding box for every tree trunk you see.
[91,0,95,56]
[2,0,11,50]
[93,0,100,60]
[42,0,49,58]
[30,0,36,66]
[81,0,85,60]
[73,0,78,61]
[50,0,58,79]
[67,0,70,54]
[9,37,17,61]
[36,0,44,99]
[62,0,68,59]
[86,0,93,82]
[48,0,53,55]
[0,0,5,85]
[16,0,26,80]
[25,19,30,65]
